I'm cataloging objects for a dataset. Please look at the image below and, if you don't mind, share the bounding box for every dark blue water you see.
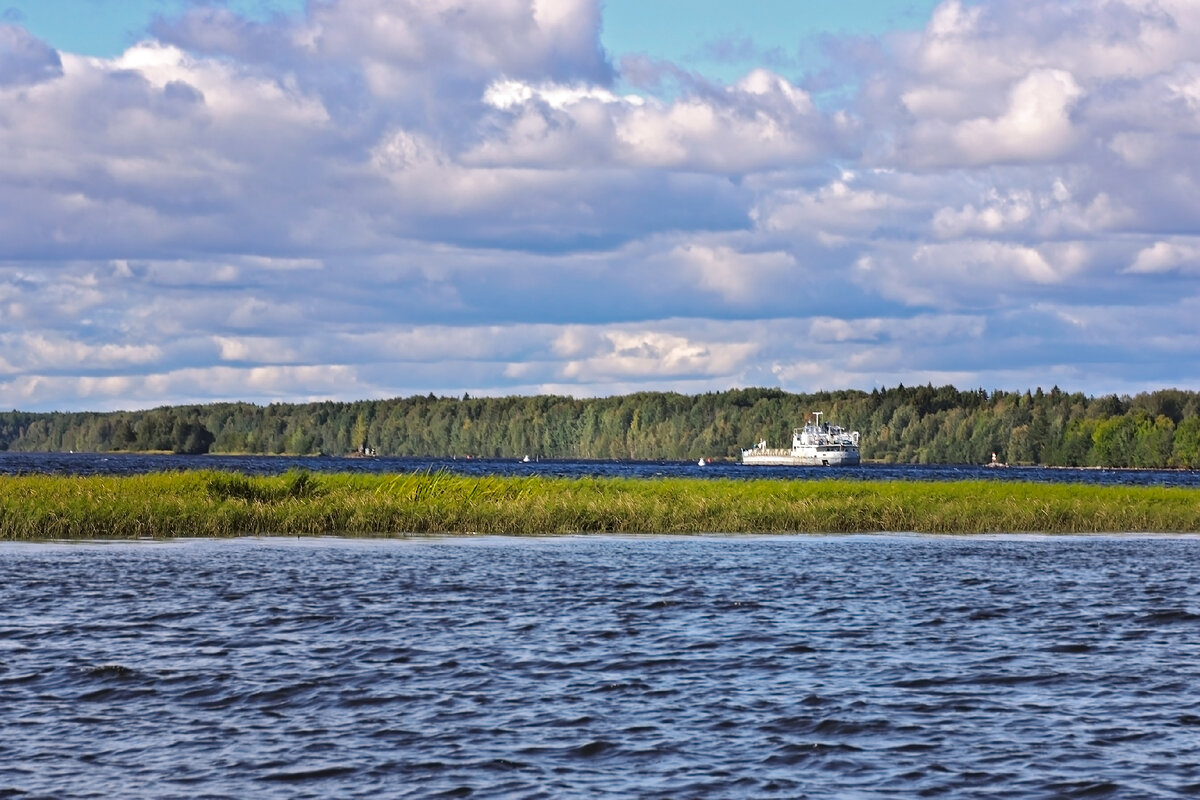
[3,451,1199,487]
[3,535,1200,798]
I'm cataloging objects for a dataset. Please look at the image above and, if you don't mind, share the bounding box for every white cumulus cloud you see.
[0,0,1199,410]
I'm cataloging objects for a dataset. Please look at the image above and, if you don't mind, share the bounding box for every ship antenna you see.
[812,411,822,427]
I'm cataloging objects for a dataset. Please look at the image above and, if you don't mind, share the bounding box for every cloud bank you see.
[1,0,1198,410]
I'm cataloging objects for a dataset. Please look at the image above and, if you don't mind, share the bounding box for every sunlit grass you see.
[1,469,1198,539]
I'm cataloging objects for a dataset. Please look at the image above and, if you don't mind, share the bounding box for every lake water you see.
[3,535,1200,798]
[3,451,1200,488]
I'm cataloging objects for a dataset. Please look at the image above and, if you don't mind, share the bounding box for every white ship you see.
[742,412,861,466]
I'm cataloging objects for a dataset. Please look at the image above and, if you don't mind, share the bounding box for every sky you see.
[0,0,1197,412]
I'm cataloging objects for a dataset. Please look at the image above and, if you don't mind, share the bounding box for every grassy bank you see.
[2,470,1199,539]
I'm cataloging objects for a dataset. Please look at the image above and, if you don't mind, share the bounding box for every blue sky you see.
[7,0,941,85]
[604,0,939,81]
[1,0,1198,411]
[2,1,299,55]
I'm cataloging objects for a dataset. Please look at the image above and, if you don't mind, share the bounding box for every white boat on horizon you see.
[741,412,861,467]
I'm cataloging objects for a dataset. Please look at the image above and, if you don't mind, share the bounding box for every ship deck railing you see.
[742,448,796,457]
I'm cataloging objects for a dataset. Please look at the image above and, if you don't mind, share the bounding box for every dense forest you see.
[2,385,1200,468]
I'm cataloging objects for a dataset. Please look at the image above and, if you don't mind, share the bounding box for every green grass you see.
[1,470,1198,539]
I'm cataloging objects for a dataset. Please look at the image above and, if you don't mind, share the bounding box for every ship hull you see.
[741,448,860,467]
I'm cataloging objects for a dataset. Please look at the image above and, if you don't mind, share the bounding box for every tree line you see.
[2,385,1199,468]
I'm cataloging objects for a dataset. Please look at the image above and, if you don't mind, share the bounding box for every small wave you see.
[259,765,358,782]
[0,671,45,686]
[566,740,617,758]
[716,600,760,610]
[968,608,1009,621]
[78,686,158,703]
[546,715,593,728]
[83,664,139,679]
[338,692,404,708]
[967,671,1070,687]
[477,758,531,771]
[1088,730,1155,745]
[1134,609,1200,624]
[813,717,893,736]
[888,742,939,753]
[1042,779,1123,798]
[685,640,721,650]
[143,609,196,623]
[760,715,816,734]
[592,680,652,693]
[892,676,949,689]
[761,742,862,766]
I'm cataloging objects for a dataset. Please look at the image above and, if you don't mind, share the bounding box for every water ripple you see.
[3,535,1200,797]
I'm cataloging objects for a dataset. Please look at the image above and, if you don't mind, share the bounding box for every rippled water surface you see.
[4,536,1200,798]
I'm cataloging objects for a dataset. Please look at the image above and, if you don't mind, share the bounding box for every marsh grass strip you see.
[1,471,1199,539]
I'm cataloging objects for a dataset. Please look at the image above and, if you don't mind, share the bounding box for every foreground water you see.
[3,536,1199,798]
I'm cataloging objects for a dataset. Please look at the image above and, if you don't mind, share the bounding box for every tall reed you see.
[1,470,1198,539]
